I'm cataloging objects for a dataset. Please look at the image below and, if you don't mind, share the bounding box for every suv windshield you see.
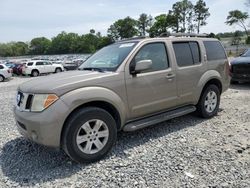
[79,42,138,71]
[241,49,250,57]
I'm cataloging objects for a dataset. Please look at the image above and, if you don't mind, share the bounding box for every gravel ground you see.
[0,77,249,188]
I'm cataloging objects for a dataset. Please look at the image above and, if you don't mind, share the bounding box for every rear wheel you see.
[196,84,220,118]
[0,75,4,82]
[31,70,39,77]
[63,107,117,163]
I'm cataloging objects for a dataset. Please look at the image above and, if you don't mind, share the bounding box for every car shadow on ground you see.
[0,114,208,186]
[230,82,250,90]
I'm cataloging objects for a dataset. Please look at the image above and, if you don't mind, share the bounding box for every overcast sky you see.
[0,0,248,43]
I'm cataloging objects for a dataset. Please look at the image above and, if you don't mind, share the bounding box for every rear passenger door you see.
[172,41,206,105]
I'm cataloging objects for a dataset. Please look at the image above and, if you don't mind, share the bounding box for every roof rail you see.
[160,32,208,38]
[116,36,147,43]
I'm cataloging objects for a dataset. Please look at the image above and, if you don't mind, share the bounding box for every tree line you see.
[0,0,249,57]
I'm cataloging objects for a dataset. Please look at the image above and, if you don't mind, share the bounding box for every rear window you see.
[0,65,4,69]
[203,41,227,61]
[173,42,201,67]
[27,62,33,66]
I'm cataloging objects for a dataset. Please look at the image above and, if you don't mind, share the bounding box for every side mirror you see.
[131,60,152,75]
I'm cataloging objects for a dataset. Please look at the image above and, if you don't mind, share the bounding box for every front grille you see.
[232,64,250,74]
[16,92,33,111]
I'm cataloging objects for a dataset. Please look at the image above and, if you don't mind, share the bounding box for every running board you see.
[123,106,196,132]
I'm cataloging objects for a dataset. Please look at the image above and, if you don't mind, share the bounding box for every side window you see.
[0,65,3,69]
[36,62,44,66]
[204,41,227,61]
[173,42,193,67]
[44,62,52,65]
[173,42,201,67]
[132,43,169,73]
[190,42,201,64]
[27,62,33,66]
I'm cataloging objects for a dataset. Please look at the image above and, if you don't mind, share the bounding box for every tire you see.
[196,84,220,118]
[0,75,4,82]
[63,107,117,163]
[55,68,62,73]
[31,70,39,77]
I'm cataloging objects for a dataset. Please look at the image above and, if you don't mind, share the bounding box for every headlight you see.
[31,94,59,112]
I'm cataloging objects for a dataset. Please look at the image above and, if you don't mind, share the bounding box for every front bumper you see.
[231,73,250,82]
[14,99,69,148]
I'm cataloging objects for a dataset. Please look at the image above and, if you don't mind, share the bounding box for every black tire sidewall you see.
[0,75,4,82]
[63,107,117,163]
[197,85,220,118]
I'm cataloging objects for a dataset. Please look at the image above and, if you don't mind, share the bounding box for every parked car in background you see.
[0,64,12,82]
[14,35,230,163]
[22,61,64,77]
[230,48,250,83]
[62,61,79,70]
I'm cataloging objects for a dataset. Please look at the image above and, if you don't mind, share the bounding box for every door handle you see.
[166,73,175,79]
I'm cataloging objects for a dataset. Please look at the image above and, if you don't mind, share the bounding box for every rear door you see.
[172,40,206,105]
[125,42,178,119]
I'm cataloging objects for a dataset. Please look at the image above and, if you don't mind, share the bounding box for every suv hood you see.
[231,56,250,65]
[19,71,117,96]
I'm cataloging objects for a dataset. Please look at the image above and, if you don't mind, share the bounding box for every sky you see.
[0,0,248,43]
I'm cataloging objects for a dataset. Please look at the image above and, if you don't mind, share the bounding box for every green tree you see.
[30,37,51,55]
[172,0,194,33]
[107,17,139,40]
[12,42,29,56]
[50,32,80,54]
[148,14,170,37]
[138,13,153,36]
[225,10,249,36]
[194,0,210,34]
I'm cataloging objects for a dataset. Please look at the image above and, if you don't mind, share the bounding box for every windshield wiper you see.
[81,67,104,72]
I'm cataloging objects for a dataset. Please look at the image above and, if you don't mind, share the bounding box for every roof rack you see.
[116,36,147,43]
[160,32,208,38]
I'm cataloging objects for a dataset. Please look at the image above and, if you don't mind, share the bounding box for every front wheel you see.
[196,85,220,118]
[63,107,117,163]
[55,68,62,73]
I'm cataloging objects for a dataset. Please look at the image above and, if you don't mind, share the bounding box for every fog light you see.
[31,131,38,141]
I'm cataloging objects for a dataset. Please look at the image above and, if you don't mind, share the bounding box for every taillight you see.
[7,70,10,73]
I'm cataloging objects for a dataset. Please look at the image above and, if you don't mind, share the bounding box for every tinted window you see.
[173,42,194,67]
[190,42,201,64]
[36,62,44,66]
[241,49,250,57]
[132,43,169,73]
[0,65,3,69]
[44,62,52,65]
[204,41,226,61]
[27,62,33,66]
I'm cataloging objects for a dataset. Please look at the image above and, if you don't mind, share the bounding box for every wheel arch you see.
[60,100,122,147]
[195,70,223,103]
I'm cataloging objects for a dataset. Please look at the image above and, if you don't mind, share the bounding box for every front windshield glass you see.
[79,42,138,71]
[241,49,250,57]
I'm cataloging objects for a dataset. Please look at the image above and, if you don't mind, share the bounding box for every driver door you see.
[125,42,178,119]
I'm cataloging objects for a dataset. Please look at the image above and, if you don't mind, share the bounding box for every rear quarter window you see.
[0,65,4,69]
[27,62,33,66]
[204,41,227,61]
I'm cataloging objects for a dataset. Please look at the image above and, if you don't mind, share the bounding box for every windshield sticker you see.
[119,43,135,48]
